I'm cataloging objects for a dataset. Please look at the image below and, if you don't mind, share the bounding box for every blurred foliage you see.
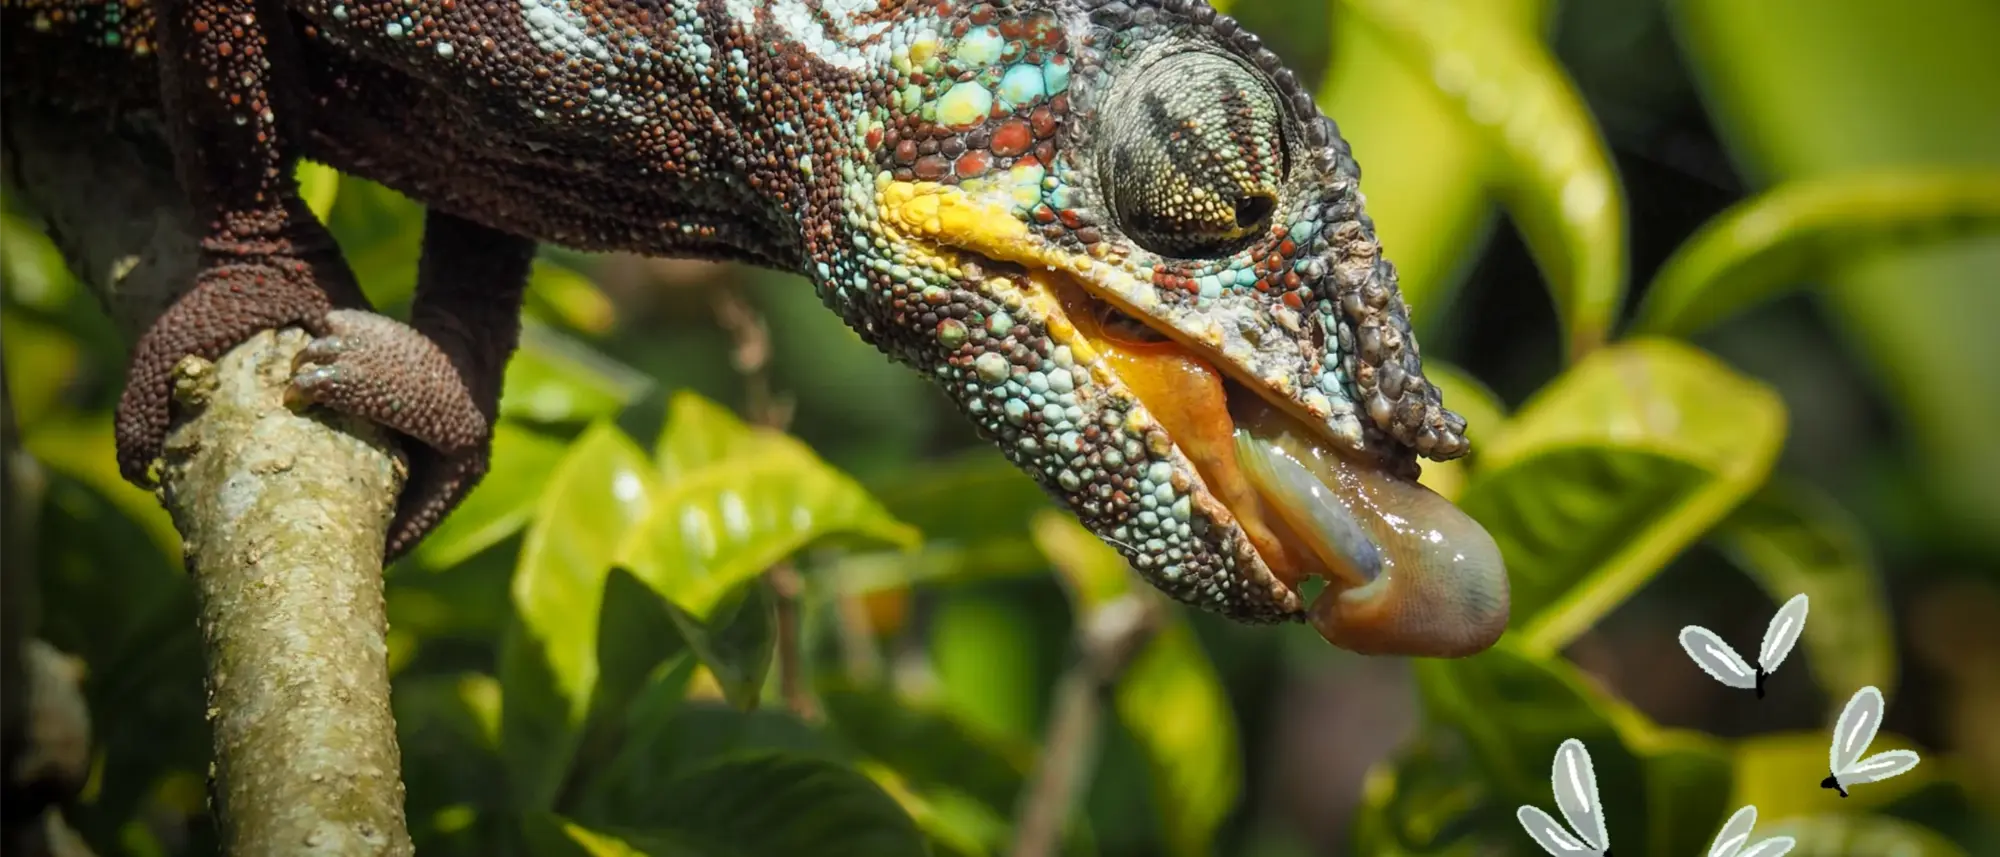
[5,0,1999,855]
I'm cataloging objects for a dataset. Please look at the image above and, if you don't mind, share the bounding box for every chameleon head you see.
[815,0,1508,657]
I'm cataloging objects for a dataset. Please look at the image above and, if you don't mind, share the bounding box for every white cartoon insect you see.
[1822,685,1922,798]
[1518,738,1612,856]
[1705,805,1795,857]
[1679,593,1809,699]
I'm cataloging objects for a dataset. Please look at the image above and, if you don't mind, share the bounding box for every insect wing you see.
[1517,805,1599,855]
[1552,739,1610,851]
[1841,749,1922,785]
[1707,805,1758,857]
[1831,686,1886,774]
[1738,836,1798,857]
[1759,594,1809,674]
[1680,626,1758,690]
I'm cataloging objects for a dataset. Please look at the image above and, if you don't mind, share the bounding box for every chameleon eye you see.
[1099,51,1289,259]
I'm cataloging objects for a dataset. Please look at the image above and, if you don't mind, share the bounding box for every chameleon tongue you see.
[1230,396,1510,658]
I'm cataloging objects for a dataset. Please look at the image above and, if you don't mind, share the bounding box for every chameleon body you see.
[2,0,1510,655]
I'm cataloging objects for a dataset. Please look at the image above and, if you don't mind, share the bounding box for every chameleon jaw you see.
[876,179,1509,656]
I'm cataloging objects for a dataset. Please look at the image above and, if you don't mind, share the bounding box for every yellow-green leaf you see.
[1112,621,1242,857]
[1030,509,1132,616]
[1633,170,2000,337]
[1317,0,1551,330]
[502,422,658,806]
[411,421,571,569]
[1458,338,1787,654]
[666,578,777,711]
[1764,815,1967,857]
[1731,731,1940,823]
[512,422,657,717]
[499,322,654,425]
[526,259,619,337]
[1713,480,1896,720]
[23,415,180,561]
[618,394,919,620]
[295,160,342,223]
[1417,360,1510,502]
[652,390,767,481]
[1342,0,1626,360]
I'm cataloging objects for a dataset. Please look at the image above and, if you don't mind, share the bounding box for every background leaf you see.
[1764,814,1970,857]
[1342,0,1626,358]
[1713,480,1896,719]
[1458,338,1787,654]
[1632,170,2000,338]
[612,751,930,857]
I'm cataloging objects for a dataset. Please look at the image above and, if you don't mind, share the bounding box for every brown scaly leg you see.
[125,0,529,559]
[291,211,534,559]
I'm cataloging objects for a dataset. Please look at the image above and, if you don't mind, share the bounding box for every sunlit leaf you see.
[1317,0,1551,330]
[1112,621,1242,857]
[1730,731,1940,823]
[1713,481,1895,719]
[618,395,919,622]
[526,259,619,336]
[502,422,657,806]
[499,322,654,426]
[652,390,767,481]
[1342,0,1626,359]
[295,160,342,223]
[1352,733,1492,856]
[1762,814,1967,857]
[1458,338,1787,654]
[857,763,1007,857]
[521,815,680,857]
[1633,170,2000,337]
[1670,0,2000,553]
[411,421,571,569]
[1,211,82,311]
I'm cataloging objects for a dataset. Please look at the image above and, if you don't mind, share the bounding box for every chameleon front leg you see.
[125,0,525,558]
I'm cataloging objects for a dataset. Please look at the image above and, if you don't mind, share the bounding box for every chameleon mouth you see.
[1042,272,1509,658]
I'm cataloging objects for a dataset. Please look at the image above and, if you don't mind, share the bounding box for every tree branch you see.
[6,101,415,855]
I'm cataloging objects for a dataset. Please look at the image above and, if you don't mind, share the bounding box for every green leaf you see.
[1730,731,1940,823]
[1413,643,1646,825]
[1111,621,1242,857]
[295,160,342,223]
[502,422,658,807]
[1417,360,1509,502]
[1763,815,1968,857]
[1633,170,2000,337]
[1668,0,2000,553]
[1629,728,1735,857]
[618,395,919,622]
[1031,509,1132,616]
[1712,480,1895,719]
[613,752,930,857]
[22,415,180,561]
[411,421,570,569]
[500,322,654,426]
[526,259,618,336]
[1457,338,1787,654]
[1341,0,1626,359]
[666,577,778,711]
[1352,733,1493,856]
[818,681,1036,817]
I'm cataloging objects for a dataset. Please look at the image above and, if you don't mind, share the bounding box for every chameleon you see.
[1,0,1511,657]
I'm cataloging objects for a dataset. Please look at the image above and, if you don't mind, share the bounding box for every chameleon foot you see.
[289,308,493,558]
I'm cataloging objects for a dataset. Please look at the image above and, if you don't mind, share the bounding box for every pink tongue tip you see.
[1231,409,1511,658]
